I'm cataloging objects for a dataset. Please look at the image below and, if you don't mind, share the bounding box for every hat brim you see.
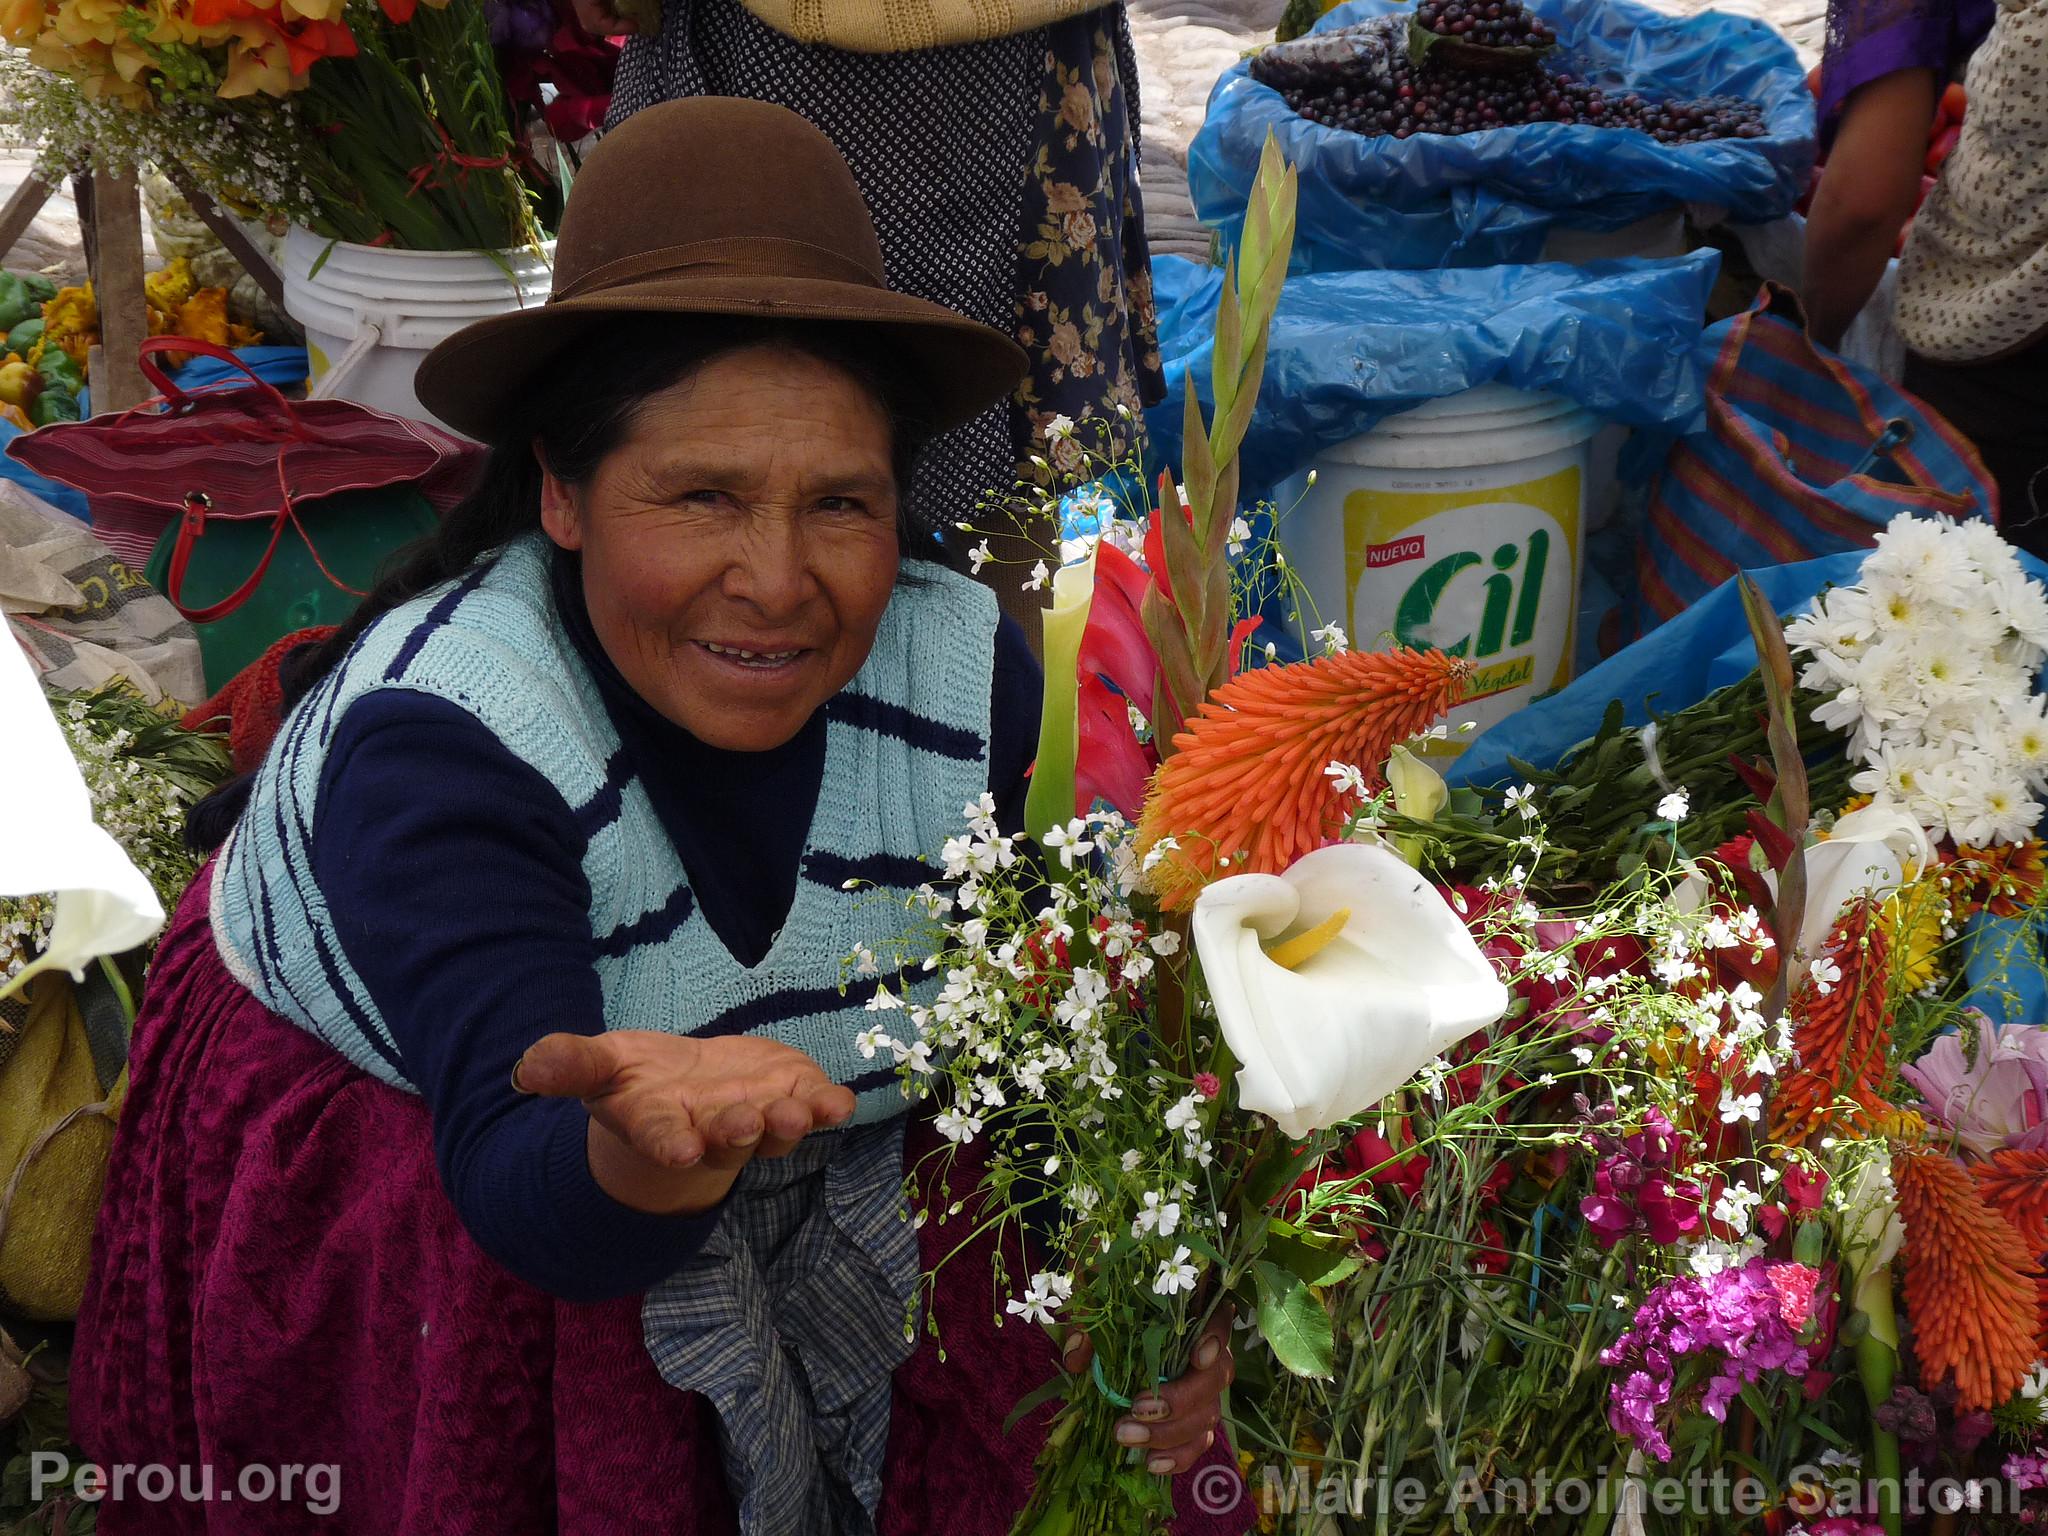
[412,272,1029,445]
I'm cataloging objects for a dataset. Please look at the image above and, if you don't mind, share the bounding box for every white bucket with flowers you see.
[282,230,553,432]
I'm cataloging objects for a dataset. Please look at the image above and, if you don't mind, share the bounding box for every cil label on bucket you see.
[1343,466,1581,745]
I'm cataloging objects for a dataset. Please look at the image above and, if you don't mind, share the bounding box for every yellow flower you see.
[219,27,293,97]
[1879,878,1945,993]
[144,256,196,318]
[0,0,51,47]
[49,0,128,47]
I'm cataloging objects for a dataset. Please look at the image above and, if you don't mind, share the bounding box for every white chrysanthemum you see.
[2004,693,2048,791]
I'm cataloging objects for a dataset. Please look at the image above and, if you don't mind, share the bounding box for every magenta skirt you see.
[72,872,1250,1534]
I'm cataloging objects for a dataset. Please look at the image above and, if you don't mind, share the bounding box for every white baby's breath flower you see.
[1324,761,1368,799]
[1504,783,1538,819]
[1132,1190,1182,1240]
[1718,1090,1763,1125]
[1024,560,1052,592]
[1655,790,1690,823]
[1152,1245,1199,1296]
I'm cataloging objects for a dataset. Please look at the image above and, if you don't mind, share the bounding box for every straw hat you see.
[413,97,1028,443]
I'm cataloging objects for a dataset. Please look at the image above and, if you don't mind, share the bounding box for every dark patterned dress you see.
[608,0,1166,542]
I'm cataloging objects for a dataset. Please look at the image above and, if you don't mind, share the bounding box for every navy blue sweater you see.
[305,550,1041,1302]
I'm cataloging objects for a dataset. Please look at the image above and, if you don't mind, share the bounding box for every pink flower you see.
[1899,1021,2048,1158]
[2003,1451,2048,1492]
[1763,1262,1822,1329]
[1193,1072,1221,1100]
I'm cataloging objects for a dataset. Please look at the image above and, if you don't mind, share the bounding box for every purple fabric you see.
[71,871,1254,1535]
[1817,0,1994,148]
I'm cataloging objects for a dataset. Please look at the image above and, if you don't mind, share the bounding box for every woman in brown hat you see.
[68,99,1244,1535]
[585,0,1166,638]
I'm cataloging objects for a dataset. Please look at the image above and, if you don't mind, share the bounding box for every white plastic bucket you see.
[1278,384,1601,750]
[281,228,554,433]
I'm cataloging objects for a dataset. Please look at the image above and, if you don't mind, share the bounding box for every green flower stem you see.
[1852,1264,1903,1536]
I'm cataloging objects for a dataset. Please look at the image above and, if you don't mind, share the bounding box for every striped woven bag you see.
[1634,286,1999,628]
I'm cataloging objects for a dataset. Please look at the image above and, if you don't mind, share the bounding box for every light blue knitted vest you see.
[211,532,994,1124]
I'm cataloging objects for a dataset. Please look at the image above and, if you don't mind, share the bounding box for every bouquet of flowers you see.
[2,0,615,248]
[1231,520,2048,1534]
[894,129,2048,1530]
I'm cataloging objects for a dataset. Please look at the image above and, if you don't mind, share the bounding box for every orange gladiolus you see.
[1893,1146,2043,1410]
[1769,901,1892,1149]
[1136,647,1465,908]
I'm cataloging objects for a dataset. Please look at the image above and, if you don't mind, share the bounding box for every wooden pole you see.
[158,161,286,310]
[0,175,55,266]
[85,170,149,415]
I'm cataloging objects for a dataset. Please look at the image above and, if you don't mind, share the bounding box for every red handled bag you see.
[6,339,480,586]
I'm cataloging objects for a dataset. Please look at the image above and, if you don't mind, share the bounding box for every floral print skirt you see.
[611,0,1166,535]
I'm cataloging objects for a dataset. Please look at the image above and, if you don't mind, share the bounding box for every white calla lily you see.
[1191,841,1510,1137]
[1384,744,1448,868]
[1766,800,1927,961]
[0,632,163,1002]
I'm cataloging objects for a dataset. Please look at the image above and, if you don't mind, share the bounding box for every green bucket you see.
[146,486,439,695]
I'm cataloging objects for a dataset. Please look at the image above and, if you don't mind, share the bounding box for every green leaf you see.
[1252,1259,1335,1379]
[1244,1139,1322,1211]
[1002,1371,1073,1435]
[1264,1229,1364,1289]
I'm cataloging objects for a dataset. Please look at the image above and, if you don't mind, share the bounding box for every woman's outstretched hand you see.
[514,1030,856,1215]
[1061,1307,1237,1477]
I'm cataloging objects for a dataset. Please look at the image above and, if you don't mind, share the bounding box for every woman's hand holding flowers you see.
[513,1031,855,1215]
[1060,1308,1236,1477]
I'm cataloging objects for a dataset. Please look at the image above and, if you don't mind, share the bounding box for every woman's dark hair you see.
[187,313,946,851]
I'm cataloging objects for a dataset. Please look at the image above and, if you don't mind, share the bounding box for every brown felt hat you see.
[413,97,1028,443]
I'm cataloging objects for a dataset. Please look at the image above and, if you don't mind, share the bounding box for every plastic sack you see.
[1,479,206,705]
[1190,0,1815,272]
[1144,249,1720,499]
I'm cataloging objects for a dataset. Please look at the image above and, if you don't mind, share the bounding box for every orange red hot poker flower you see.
[1769,901,1892,1150]
[1892,1146,2044,1412]
[1137,647,1466,908]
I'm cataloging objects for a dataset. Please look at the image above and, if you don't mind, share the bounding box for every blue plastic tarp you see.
[1190,0,1815,271]
[1144,249,1719,499]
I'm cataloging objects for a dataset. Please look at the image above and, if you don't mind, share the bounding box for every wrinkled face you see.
[540,343,903,752]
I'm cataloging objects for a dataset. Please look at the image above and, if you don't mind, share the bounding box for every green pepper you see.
[30,389,79,426]
[0,275,32,334]
[7,317,44,355]
[35,347,83,395]
[15,273,56,305]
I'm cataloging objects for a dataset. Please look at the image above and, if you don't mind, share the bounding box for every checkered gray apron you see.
[642,1117,919,1536]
